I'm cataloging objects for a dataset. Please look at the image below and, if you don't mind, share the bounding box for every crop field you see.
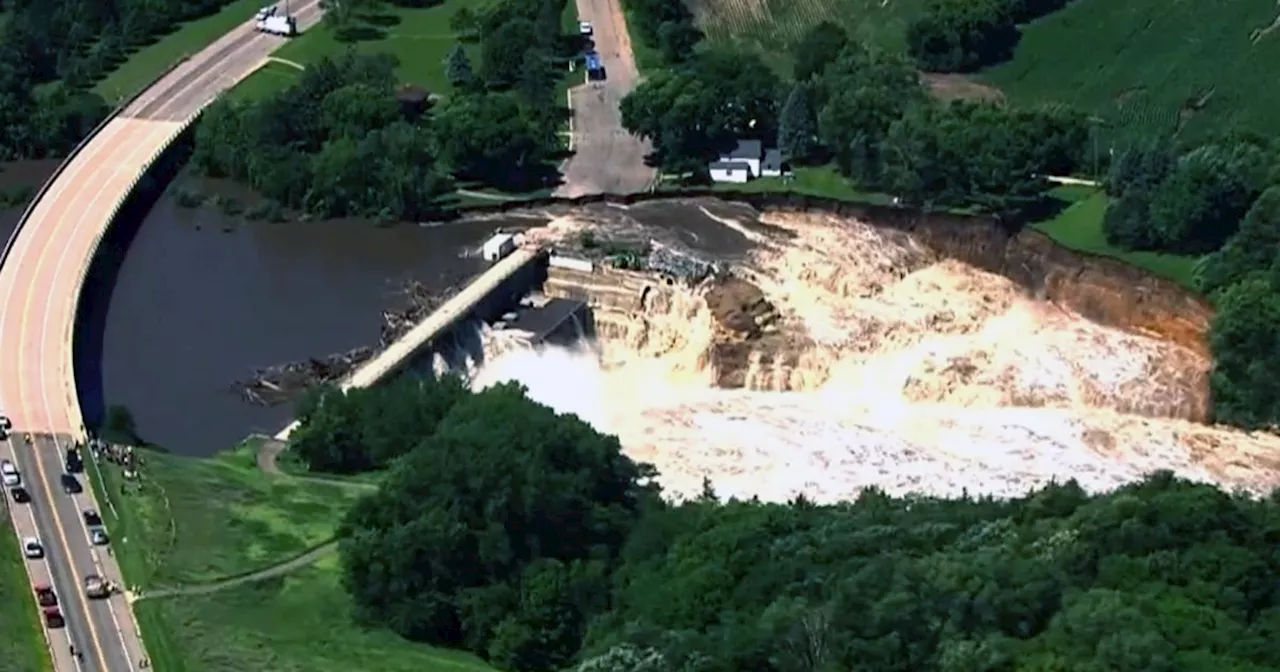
[686,0,928,66]
[982,0,1280,141]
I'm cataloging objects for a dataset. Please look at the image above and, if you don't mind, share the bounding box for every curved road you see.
[0,4,322,671]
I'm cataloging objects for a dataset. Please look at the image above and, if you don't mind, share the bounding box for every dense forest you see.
[0,0,250,159]
[189,0,574,219]
[285,374,1280,672]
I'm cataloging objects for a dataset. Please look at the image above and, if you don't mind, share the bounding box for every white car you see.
[578,21,592,36]
[1,460,18,487]
[22,537,43,559]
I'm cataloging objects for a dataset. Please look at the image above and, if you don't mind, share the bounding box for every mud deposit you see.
[474,200,1280,503]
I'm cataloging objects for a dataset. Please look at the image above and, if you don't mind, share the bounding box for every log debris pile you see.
[235,279,462,406]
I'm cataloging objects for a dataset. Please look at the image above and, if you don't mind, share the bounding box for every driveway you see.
[556,0,656,197]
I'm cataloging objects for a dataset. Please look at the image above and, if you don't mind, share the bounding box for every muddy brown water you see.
[2,159,759,456]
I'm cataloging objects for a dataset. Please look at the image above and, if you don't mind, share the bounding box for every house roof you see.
[710,160,752,171]
[724,140,763,160]
[762,148,784,172]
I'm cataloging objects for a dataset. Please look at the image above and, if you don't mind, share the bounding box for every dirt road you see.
[556,0,655,196]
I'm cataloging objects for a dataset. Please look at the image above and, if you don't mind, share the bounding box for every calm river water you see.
[1,161,756,456]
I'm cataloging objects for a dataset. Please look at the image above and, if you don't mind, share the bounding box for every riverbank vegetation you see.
[276,372,1280,672]
[0,522,53,672]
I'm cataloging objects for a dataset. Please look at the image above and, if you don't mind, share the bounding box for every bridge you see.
[0,4,322,671]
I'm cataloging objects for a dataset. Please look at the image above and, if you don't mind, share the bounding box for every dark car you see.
[42,607,64,629]
[64,447,83,474]
[9,486,29,503]
[61,473,82,494]
[82,509,103,528]
[33,584,57,607]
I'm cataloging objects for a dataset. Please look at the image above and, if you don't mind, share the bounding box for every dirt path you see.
[132,541,338,601]
[555,0,655,196]
[252,433,378,489]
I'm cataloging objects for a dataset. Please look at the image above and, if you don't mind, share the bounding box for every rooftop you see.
[724,139,763,160]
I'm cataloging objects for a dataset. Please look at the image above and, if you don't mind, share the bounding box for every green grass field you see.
[87,442,496,671]
[0,523,53,672]
[140,554,498,672]
[982,0,1280,141]
[94,0,265,103]
[228,60,304,102]
[1031,185,1199,287]
[89,443,364,589]
[273,0,481,97]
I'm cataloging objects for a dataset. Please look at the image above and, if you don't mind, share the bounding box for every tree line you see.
[0,0,247,160]
[286,373,1280,672]
[621,22,1091,218]
[622,0,702,65]
[190,0,576,220]
[1100,134,1280,428]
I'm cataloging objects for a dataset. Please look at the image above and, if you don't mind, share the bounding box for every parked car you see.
[1,459,18,486]
[89,529,109,546]
[82,509,103,528]
[33,584,57,607]
[22,537,43,559]
[61,473,82,494]
[43,607,64,629]
[0,415,12,430]
[9,486,29,503]
[578,20,592,35]
[64,447,82,474]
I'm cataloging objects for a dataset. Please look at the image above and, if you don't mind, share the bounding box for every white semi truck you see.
[256,12,297,36]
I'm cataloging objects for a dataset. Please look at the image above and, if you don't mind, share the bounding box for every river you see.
[4,160,755,456]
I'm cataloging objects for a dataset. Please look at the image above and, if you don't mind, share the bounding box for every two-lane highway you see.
[0,3,323,670]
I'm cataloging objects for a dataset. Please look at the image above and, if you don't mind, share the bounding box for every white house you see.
[708,140,788,183]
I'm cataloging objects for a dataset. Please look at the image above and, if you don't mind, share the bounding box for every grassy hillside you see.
[981,0,1280,141]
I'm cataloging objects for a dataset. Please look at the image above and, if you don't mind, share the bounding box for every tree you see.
[434,91,559,189]
[450,6,480,40]
[340,382,654,657]
[792,21,848,82]
[1208,275,1280,428]
[1146,145,1253,254]
[445,43,474,89]
[1196,186,1280,296]
[906,0,1019,73]
[777,84,818,163]
[620,48,781,176]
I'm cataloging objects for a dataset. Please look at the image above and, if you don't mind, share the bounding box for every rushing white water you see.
[468,208,1280,504]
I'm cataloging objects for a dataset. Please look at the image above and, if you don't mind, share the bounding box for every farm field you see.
[0,522,53,672]
[94,0,264,103]
[88,442,494,671]
[685,0,927,71]
[1030,185,1198,288]
[981,0,1280,141]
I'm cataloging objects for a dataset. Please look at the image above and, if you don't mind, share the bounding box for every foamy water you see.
[470,208,1280,503]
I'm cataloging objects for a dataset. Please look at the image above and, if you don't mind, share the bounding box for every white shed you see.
[482,233,516,261]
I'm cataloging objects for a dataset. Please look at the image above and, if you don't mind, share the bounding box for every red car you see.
[33,583,57,607]
[43,606,64,628]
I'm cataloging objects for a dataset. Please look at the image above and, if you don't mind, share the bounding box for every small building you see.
[482,233,516,261]
[708,140,789,183]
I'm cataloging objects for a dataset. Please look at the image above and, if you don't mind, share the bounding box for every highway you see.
[0,3,322,670]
